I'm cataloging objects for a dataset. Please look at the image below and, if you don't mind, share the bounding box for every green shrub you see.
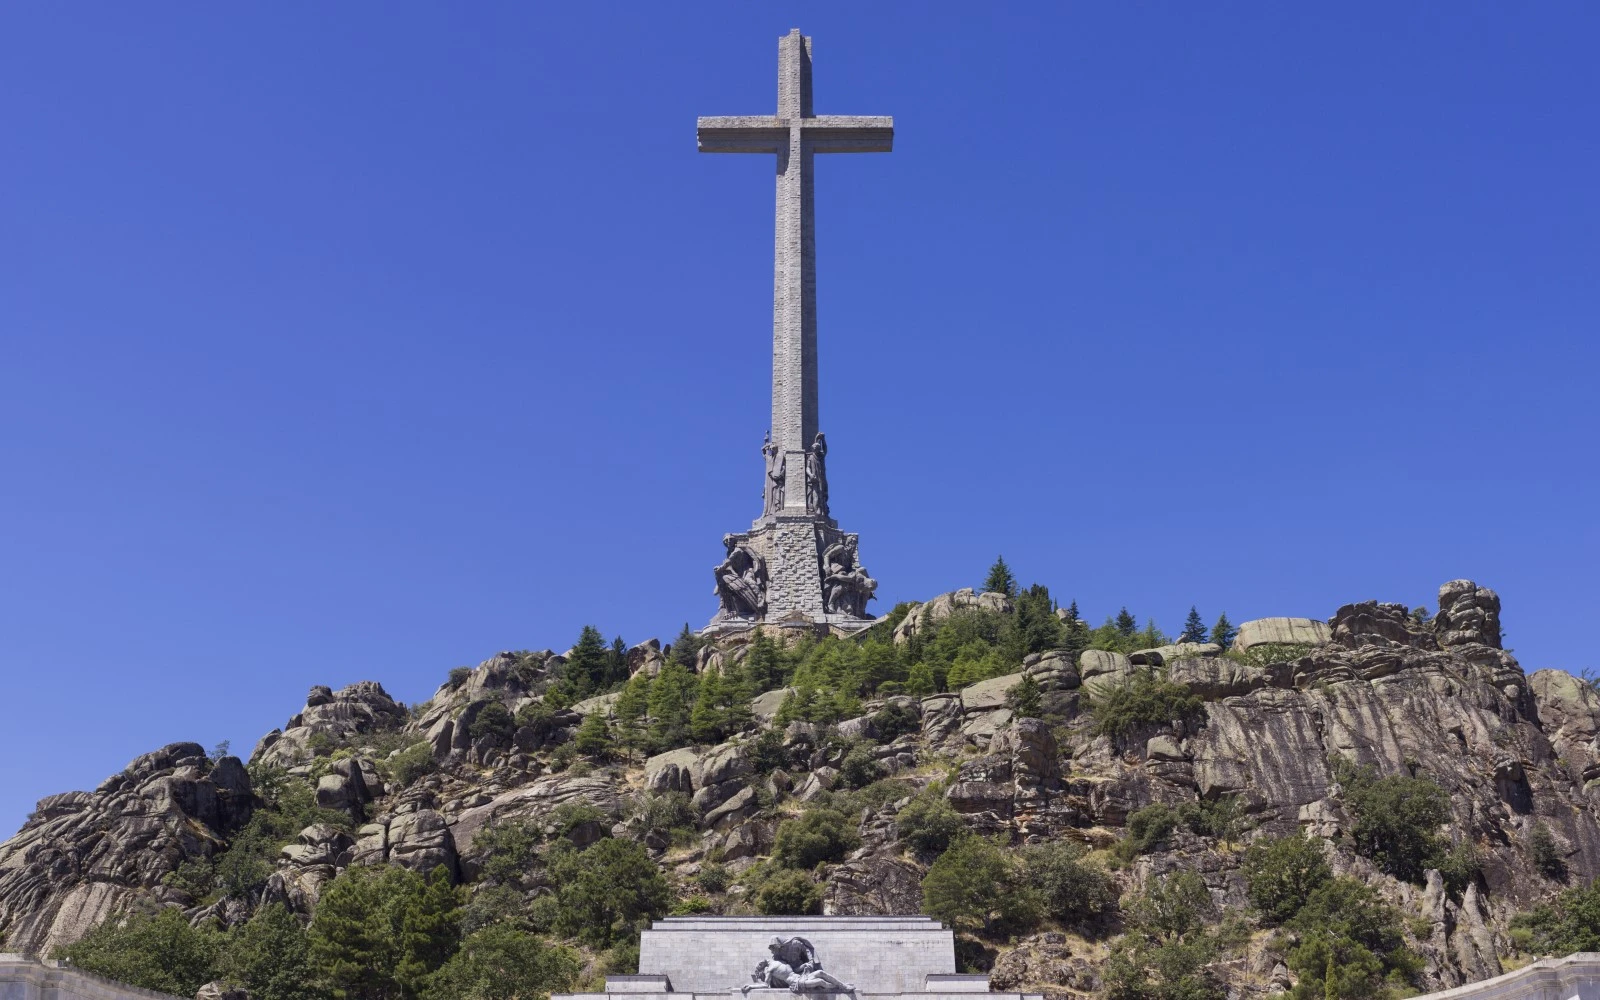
[838,744,885,789]
[473,818,542,885]
[218,903,323,1000]
[1088,674,1204,740]
[573,713,613,758]
[448,666,473,688]
[1176,796,1245,844]
[1437,842,1481,895]
[420,924,580,1000]
[773,807,859,869]
[1530,823,1567,880]
[1284,877,1420,1000]
[307,864,463,1000]
[549,839,671,947]
[604,938,641,976]
[1115,804,1180,861]
[696,862,731,895]
[1018,842,1117,923]
[896,789,966,855]
[1240,834,1332,925]
[630,792,695,840]
[748,729,788,775]
[669,895,713,915]
[921,836,1037,936]
[1332,757,1452,885]
[872,701,921,741]
[755,870,824,915]
[468,701,516,743]
[387,741,438,789]
[1104,873,1222,1000]
[1006,673,1043,718]
[1511,879,1600,955]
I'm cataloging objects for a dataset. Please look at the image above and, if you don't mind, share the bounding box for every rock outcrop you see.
[0,744,254,957]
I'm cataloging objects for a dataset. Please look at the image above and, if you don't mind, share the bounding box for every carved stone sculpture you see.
[764,434,786,514]
[741,937,855,995]
[821,535,877,618]
[805,432,829,515]
[713,534,767,621]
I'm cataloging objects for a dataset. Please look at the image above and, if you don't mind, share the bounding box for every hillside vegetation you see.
[3,568,1598,1000]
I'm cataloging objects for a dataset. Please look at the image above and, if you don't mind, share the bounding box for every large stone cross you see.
[697,29,893,465]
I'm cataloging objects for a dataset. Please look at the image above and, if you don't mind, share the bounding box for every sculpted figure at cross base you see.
[804,432,829,516]
[763,433,786,515]
[741,937,855,995]
[713,534,768,621]
[821,536,877,618]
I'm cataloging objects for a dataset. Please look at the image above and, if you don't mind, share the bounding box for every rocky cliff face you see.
[1,579,1594,998]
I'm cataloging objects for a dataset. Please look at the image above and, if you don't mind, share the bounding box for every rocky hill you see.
[3,578,1598,1000]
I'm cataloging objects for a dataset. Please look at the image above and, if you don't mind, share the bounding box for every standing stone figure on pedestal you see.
[805,432,829,516]
[763,433,786,515]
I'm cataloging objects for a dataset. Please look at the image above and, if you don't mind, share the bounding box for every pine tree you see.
[1180,607,1207,643]
[395,866,464,996]
[670,622,703,669]
[646,662,696,751]
[1211,613,1237,649]
[1114,607,1138,639]
[565,626,609,697]
[573,712,613,758]
[612,672,652,757]
[689,669,727,743]
[1063,600,1082,628]
[745,630,786,693]
[606,636,630,687]
[983,556,1019,598]
[905,661,937,696]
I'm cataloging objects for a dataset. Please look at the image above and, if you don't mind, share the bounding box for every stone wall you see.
[1413,953,1600,1000]
[0,957,183,1000]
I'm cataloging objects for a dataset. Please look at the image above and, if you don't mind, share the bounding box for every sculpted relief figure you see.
[713,534,767,621]
[764,433,786,514]
[821,535,877,618]
[804,432,829,515]
[742,937,855,995]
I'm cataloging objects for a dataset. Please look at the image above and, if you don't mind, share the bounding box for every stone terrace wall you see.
[1413,954,1600,1000]
[0,957,183,1000]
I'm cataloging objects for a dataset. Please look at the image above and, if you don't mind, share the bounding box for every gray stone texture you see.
[1231,616,1332,650]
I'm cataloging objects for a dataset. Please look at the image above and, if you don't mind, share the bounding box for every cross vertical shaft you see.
[773,29,816,461]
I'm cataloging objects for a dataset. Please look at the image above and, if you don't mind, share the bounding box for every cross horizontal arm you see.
[697,117,786,153]
[697,115,894,154]
[805,116,893,153]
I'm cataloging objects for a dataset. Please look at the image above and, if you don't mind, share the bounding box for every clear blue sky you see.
[3,4,1596,836]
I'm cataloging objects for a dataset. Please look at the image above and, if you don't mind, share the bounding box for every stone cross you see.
[697,29,892,470]
[700,31,888,630]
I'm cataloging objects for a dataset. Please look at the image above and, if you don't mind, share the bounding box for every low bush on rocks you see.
[773,806,859,869]
[1331,757,1456,885]
[896,787,965,855]
[1088,674,1204,741]
[754,869,824,915]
